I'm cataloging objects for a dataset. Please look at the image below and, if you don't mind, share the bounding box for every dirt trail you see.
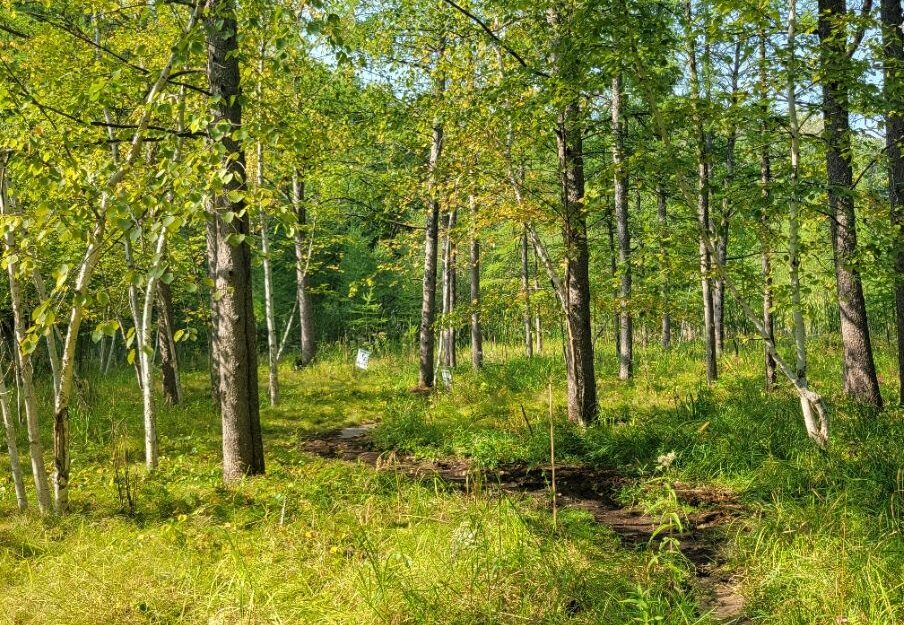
[301,424,749,624]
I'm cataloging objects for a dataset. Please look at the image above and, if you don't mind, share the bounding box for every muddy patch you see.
[301,425,749,623]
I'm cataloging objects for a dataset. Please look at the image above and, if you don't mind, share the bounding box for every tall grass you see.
[0,347,709,624]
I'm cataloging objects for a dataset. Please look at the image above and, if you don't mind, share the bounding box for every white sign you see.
[355,348,371,370]
[440,367,452,390]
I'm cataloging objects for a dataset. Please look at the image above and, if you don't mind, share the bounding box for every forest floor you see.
[302,423,748,622]
[2,340,904,624]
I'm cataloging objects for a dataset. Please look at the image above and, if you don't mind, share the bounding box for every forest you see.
[0,0,903,622]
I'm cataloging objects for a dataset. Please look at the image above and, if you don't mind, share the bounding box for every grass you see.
[0,336,903,623]
[0,342,703,625]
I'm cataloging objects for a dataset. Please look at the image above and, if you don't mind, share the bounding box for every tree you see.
[0,154,52,514]
[817,0,883,408]
[684,0,717,384]
[881,0,904,403]
[469,193,483,368]
[206,0,265,479]
[612,72,632,381]
[418,42,446,390]
[548,5,597,425]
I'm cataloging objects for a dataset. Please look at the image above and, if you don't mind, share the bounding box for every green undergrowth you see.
[370,339,904,625]
[2,339,904,623]
[1,342,710,624]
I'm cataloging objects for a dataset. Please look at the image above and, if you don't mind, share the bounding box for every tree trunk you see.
[818,0,883,408]
[759,30,777,391]
[605,198,620,359]
[156,277,182,405]
[292,170,316,366]
[469,194,483,369]
[685,0,717,384]
[882,0,904,403]
[657,184,671,349]
[418,65,445,389]
[0,160,52,514]
[50,9,197,509]
[534,254,543,353]
[715,43,741,358]
[206,203,221,410]
[124,240,144,390]
[441,207,457,368]
[157,86,184,406]
[787,0,827,444]
[557,101,597,425]
[612,73,632,381]
[206,0,265,479]
[520,225,533,358]
[0,349,26,511]
[546,6,596,424]
[137,230,168,470]
[257,142,279,406]
[419,182,441,388]
[55,214,105,512]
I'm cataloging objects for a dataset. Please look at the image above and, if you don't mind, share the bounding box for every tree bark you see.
[137,230,168,470]
[882,0,904,403]
[418,60,445,389]
[157,87,184,406]
[292,170,316,366]
[714,43,741,358]
[787,0,827,444]
[612,73,632,380]
[469,194,483,369]
[55,214,105,512]
[0,355,26,511]
[0,159,51,514]
[605,198,619,358]
[156,277,181,405]
[206,202,221,410]
[534,254,543,353]
[520,225,533,358]
[545,6,596,424]
[257,142,279,406]
[685,0,717,384]
[441,207,457,368]
[206,0,265,479]
[759,30,777,391]
[657,184,671,349]
[557,100,597,425]
[818,0,883,407]
[31,270,61,394]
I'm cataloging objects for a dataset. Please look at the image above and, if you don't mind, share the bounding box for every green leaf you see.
[225,233,246,247]
[54,264,70,289]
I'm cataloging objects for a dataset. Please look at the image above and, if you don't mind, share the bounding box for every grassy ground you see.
[1,338,903,624]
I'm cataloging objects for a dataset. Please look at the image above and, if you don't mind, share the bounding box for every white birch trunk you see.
[138,229,168,470]
[0,158,52,514]
[258,141,279,405]
[787,0,826,445]
[0,357,27,511]
[53,5,201,511]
